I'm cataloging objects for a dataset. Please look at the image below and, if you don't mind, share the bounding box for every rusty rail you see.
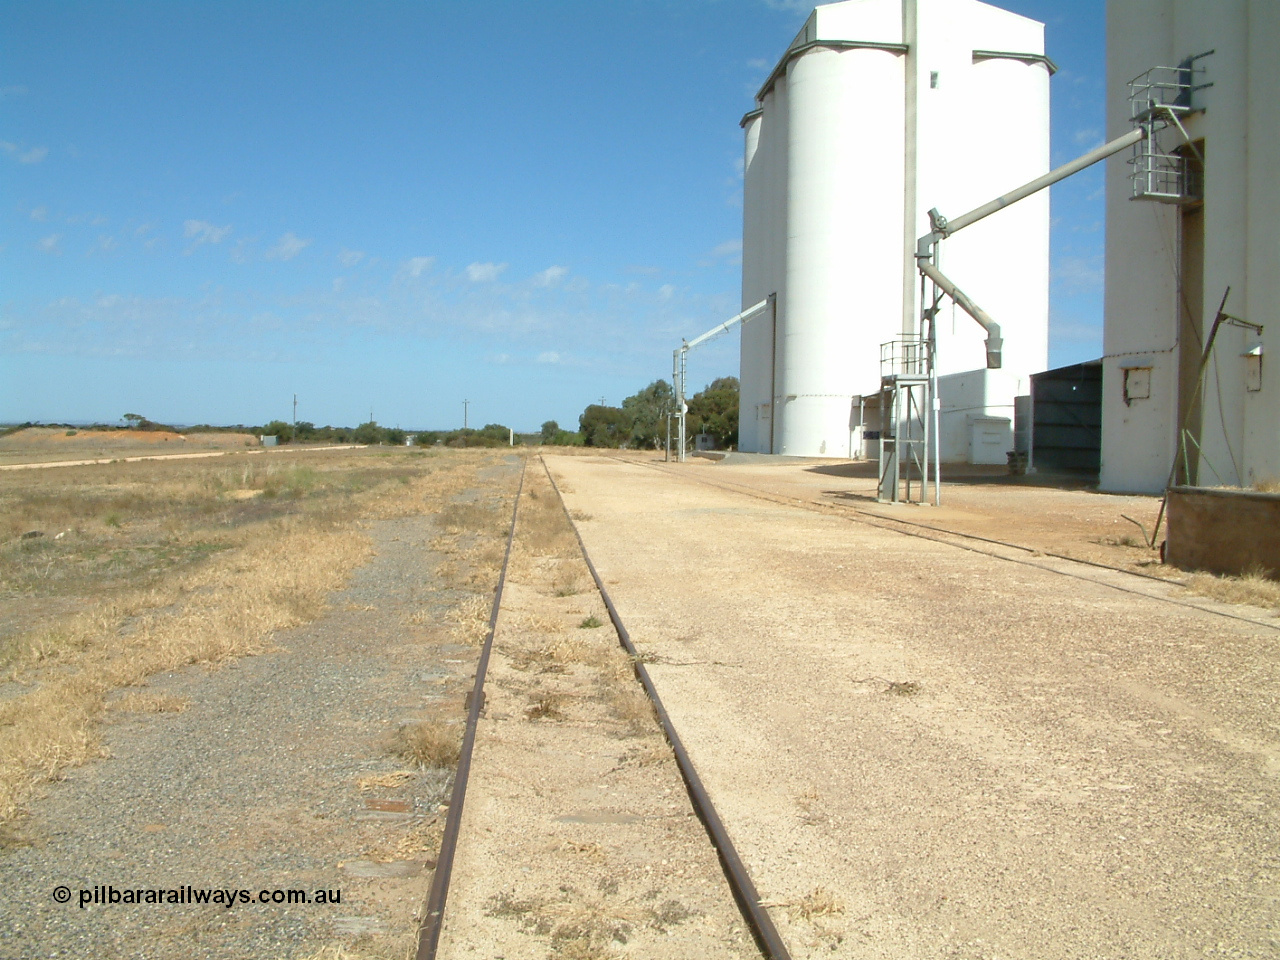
[540,455,793,960]
[415,456,527,960]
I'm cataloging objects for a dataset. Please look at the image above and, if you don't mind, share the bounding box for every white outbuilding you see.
[738,0,1052,460]
[1100,0,1278,493]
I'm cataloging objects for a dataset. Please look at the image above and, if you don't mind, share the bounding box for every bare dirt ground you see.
[437,461,756,959]
[670,454,1170,576]
[0,428,261,466]
[546,454,1280,960]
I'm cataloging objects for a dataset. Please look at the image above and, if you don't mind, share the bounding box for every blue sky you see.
[1,0,1105,432]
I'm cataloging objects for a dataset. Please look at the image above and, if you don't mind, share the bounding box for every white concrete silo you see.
[737,0,1052,460]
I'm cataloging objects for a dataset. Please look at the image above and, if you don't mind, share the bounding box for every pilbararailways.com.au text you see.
[56,885,343,909]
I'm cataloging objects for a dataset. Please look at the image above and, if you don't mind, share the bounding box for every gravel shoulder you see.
[548,454,1280,960]
[0,459,520,959]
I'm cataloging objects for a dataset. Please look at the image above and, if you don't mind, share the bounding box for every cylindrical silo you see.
[938,55,1051,380]
[738,109,767,453]
[778,46,906,456]
[767,75,789,453]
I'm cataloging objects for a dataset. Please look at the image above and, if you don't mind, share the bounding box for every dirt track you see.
[545,454,1280,959]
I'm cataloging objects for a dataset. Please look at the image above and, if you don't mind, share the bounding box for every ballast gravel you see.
[0,459,520,959]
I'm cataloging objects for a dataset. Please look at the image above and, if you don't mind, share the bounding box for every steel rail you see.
[631,458,1280,634]
[540,455,793,960]
[415,456,527,960]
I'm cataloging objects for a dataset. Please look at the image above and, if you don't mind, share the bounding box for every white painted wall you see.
[737,0,1050,459]
[1101,0,1280,492]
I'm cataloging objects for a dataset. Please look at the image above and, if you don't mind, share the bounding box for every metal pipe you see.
[675,295,774,461]
[685,298,771,350]
[918,262,1002,368]
[945,127,1147,237]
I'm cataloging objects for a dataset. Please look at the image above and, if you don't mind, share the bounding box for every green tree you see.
[579,404,630,448]
[622,379,674,450]
[687,376,740,448]
[261,420,294,443]
[540,420,560,443]
[352,420,383,445]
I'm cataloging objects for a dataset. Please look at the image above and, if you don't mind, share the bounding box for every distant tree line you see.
[540,376,740,450]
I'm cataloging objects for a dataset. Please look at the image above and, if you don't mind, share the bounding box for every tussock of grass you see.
[1185,566,1280,612]
[768,887,846,921]
[388,720,461,769]
[578,615,603,629]
[446,593,492,645]
[356,771,416,793]
[526,693,569,721]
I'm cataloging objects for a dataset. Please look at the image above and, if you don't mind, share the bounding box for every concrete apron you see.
[547,454,1280,960]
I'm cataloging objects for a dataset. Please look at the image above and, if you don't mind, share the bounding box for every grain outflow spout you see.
[914,126,1149,372]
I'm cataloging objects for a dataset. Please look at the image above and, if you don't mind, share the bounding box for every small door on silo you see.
[968,416,1012,465]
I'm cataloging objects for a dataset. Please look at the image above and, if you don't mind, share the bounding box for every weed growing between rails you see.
[0,448,509,839]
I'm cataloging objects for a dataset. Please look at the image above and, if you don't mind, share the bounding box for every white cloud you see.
[466,261,507,283]
[534,265,567,287]
[396,256,436,280]
[1,141,48,164]
[29,206,48,222]
[36,234,61,255]
[657,284,675,301]
[1053,255,1104,292]
[183,219,232,252]
[536,351,561,364]
[700,238,743,268]
[93,235,118,253]
[265,232,311,261]
[338,248,365,268]
[1072,127,1103,148]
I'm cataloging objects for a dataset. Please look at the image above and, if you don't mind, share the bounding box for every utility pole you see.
[598,396,606,406]
[463,399,469,430]
[292,394,297,430]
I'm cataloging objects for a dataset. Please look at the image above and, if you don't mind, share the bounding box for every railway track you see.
[414,454,793,960]
[629,456,1280,633]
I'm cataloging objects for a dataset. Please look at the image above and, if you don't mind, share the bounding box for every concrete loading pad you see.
[545,454,1279,958]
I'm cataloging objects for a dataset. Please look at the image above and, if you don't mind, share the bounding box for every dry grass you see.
[446,592,493,645]
[1185,566,1280,612]
[0,447,508,833]
[0,524,372,826]
[388,720,462,769]
[769,886,846,921]
[356,771,416,793]
[526,693,569,721]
